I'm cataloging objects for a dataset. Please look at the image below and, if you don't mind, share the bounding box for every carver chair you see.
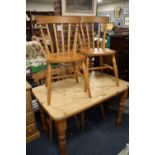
[36,16,91,105]
[78,16,119,86]
[32,69,80,142]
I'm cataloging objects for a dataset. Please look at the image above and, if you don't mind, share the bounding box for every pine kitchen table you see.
[32,71,129,155]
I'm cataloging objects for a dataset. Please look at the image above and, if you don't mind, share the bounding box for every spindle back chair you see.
[36,16,91,105]
[32,69,81,142]
[78,16,119,86]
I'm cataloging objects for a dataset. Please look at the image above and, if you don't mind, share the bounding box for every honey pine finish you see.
[32,70,80,143]
[36,16,91,106]
[26,81,40,143]
[78,16,119,86]
[32,72,128,155]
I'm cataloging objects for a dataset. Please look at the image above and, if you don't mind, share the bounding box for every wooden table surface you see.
[32,72,129,121]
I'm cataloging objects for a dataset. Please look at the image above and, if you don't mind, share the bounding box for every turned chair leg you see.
[112,54,119,86]
[47,63,52,105]
[82,61,91,98]
[49,117,53,143]
[73,115,80,129]
[100,104,106,119]
[81,112,85,130]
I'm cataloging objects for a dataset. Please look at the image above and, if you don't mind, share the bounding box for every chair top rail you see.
[36,16,81,24]
[81,16,109,23]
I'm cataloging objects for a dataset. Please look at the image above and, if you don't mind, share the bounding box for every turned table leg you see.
[117,90,128,127]
[55,119,68,155]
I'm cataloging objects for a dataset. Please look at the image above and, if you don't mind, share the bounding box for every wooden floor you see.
[32,72,129,121]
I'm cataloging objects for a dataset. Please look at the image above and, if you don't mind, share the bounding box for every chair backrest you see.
[32,66,68,85]
[32,70,47,86]
[79,16,109,50]
[36,16,81,55]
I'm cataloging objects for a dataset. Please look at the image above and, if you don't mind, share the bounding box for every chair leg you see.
[81,112,85,130]
[49,117,53,143]
[47,63,52,105]
[82,61,87,92]
[89,57,93,70]
[100,104,106,119]
[112,54,119,86]
[99,56,104,72]
[86,57,89,74]
[82,61,91,98]
[73,115,80,129]
[40,106,48,132]
[73,62,78,83]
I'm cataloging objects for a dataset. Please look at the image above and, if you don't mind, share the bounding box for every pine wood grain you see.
[32,72,128,121]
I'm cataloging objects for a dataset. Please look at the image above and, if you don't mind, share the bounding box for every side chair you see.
[78,16,119,86]
[77,16,119,130]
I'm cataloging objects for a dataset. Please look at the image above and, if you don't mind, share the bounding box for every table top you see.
[32,72,129,121]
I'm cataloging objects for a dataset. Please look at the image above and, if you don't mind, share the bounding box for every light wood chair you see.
[77,17,119,130]
[36,16,91,105]
[32,69,80,142]
[32,70,53,142]
[78,16,119,86]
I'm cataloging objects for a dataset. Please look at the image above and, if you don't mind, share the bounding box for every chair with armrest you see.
[32,69,81,142]
[36,16,91,106]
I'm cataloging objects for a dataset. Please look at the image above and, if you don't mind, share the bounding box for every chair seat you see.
[47,53,85,63]
[80,48,116,56]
